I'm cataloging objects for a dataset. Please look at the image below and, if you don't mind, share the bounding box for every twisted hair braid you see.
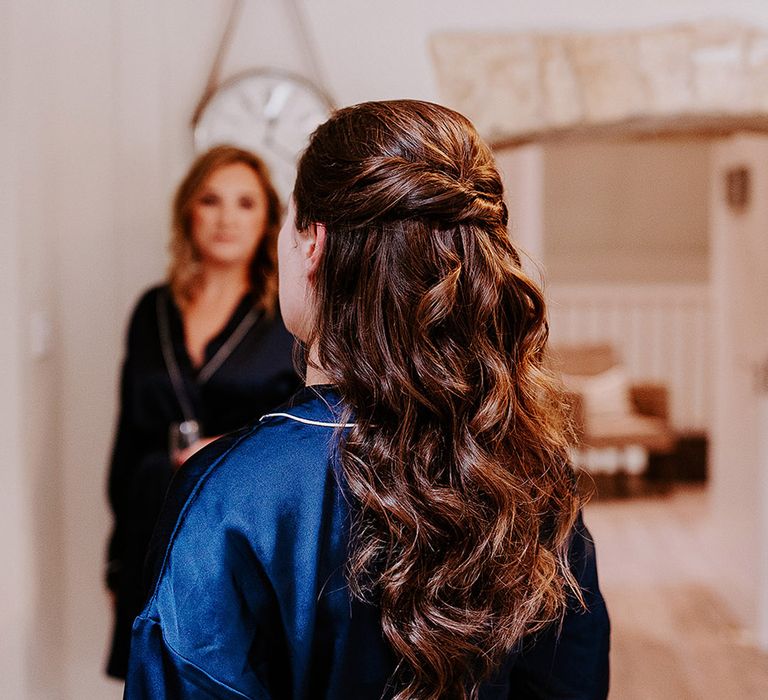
[294,100,581,700]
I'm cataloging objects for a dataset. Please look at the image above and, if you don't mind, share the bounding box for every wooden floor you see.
[585,486,768,699]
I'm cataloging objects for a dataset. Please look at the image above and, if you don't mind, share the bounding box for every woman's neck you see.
[180,264,251,368]
[305,343,334,387]
[194,264,250,305]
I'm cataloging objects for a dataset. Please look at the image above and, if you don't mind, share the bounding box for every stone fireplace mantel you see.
[431,22,768,146]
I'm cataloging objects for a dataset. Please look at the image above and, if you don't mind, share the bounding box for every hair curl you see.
[294,100,581,700]
[168,145,282,313]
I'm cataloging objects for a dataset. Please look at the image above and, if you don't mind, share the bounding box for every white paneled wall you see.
[547,284,710,432]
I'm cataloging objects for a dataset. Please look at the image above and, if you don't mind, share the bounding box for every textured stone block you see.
[431,22,768,143]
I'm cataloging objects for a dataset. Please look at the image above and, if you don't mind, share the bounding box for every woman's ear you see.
[306,223,326,277]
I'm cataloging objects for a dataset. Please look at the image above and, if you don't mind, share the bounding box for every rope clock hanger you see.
[191,0,335,201]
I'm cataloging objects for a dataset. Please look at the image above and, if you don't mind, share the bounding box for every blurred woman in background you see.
[105,145,300,679]
[125,101,609,699]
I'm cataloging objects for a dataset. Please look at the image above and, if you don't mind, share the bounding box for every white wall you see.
[52,3,124,696]
[543,138,711,284]
[4,2,123,697]
[709,135,768,638]
[0,4,32,697]
[3,2,71,697]
[495,145,545,267]
[8,2,768,698]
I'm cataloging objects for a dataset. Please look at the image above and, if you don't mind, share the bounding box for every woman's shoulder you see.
[132,283,168,310]
[143,386,349,590]
[124,284,168,342]
[194,385,348,504]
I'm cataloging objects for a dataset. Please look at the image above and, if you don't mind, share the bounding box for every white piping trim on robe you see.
[259,412,356,429]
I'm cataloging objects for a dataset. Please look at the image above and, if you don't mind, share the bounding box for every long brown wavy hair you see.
[294,100,582,700]
[168,145,282,313]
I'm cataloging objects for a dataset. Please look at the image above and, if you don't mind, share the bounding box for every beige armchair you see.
[550,344,676,456]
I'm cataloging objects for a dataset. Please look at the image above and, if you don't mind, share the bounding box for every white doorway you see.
[498,131,768,649]
[709,134,768,647]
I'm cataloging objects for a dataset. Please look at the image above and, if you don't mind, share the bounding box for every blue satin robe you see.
[125,385,610,699]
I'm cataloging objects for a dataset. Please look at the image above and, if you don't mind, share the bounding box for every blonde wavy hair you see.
[168,145,282,313]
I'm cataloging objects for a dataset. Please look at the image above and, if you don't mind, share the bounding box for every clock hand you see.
[263,83,293,120]
[262,84,295,153]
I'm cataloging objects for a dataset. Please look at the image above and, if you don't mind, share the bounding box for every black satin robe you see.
[106,285,300,679]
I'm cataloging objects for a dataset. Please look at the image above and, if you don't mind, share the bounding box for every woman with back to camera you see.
[124,101,610,699]
[105,145,300,679]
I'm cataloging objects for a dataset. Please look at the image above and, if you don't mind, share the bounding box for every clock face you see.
[193,69,333,201]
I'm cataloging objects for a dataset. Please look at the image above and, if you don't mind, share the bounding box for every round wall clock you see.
[192,67,334,201]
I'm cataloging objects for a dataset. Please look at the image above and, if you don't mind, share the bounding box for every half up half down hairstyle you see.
[294,100,582,700]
